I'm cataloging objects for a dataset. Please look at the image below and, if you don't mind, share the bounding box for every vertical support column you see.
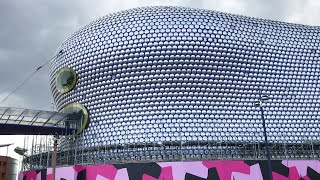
[258,142,261,159]
[179,118,183,161]
[39,136,43,169]
[74,131,77,165]
[81,130,84,165]
[52,135,58,180]
[284,142,287,159]
[46,135,51,168]
[311,140,315,159]
[21,136,26,172]
[30,135,34,170]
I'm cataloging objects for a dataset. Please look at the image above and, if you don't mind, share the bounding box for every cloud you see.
[285,0,320,26]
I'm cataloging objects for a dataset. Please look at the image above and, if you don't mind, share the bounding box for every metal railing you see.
[21,136,320,171]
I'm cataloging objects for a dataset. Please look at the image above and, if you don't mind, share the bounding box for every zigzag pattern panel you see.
[19,160,320,180]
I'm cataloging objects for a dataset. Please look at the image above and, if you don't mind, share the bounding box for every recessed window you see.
[63,103,89,135]
[55,67,77,93]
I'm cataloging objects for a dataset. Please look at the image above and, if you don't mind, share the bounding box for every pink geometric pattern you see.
[19,160,320,180]
[160,161,208,179]
[231,164,263,180]
[85,165,117,180]
[203,160,250,180]
[114,168,129,180]
[142,166,173,180]
[282,160,320,177]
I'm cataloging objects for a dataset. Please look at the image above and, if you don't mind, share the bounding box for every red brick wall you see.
[0,156,13,180]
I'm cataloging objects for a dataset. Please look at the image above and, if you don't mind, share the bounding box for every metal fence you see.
[21,135,320,171]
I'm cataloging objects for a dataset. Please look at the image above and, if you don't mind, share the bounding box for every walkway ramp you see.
[0,107,76,135]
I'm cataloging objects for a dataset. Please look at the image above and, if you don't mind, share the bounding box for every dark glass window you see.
[63,103,89,135]
[55,67,77,93]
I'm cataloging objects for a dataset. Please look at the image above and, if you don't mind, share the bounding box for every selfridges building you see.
[50,6,320,162]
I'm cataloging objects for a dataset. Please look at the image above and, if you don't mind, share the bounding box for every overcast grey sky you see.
[0,0,320,160]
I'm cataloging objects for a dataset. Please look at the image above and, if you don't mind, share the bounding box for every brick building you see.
[0,156,17,180]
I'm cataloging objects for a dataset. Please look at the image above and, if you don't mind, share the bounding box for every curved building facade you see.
[50,6,320,151]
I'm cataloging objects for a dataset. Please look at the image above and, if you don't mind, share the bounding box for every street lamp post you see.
[254,95,273,180]
[52,135,59,180]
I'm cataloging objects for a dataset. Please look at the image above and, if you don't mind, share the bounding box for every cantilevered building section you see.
[51,5,320,150]
[20,6,320,179]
